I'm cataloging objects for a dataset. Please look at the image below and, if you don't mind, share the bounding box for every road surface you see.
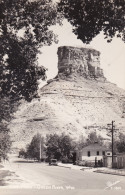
[1,154,125,194]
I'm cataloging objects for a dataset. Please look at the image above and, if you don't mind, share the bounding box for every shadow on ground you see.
[13,160,35,163]
[0,170,12,186]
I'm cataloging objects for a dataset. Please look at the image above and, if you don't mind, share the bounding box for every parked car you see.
[49,159,58,166]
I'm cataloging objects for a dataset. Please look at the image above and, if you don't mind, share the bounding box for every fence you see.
[103,154,125,169]
[114,154,125,169]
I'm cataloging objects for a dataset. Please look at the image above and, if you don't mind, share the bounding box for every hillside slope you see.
[9,77,125,148]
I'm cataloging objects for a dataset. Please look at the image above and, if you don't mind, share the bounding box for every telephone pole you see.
[107,121,115,168]
[40,138,41,161]
[111,121,114,167]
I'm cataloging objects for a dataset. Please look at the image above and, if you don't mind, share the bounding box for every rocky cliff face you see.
[57,46,104,80]
[9,46,125,148]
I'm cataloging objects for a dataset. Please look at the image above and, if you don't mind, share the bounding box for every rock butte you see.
[57,46,104,80]
[10,46,125,148]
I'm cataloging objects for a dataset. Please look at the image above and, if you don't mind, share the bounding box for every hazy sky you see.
[38,19,125,90]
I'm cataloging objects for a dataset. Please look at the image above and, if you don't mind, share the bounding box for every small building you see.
[77,142,111,162]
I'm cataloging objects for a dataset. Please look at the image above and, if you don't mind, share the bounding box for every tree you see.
[77,135,87,150]
[115,133,125,153]
[46,133,75,161]
[0,0,59,101]
[0,98,17,160]
[58,0,125,43]
[59,133,75,159]
[116,141,125,153]
[26,133,45,160]
[0,0,59,159]
[0,132,11,160]
[86,131,104,145]
[46,134,61,160]
[18,148,26,158]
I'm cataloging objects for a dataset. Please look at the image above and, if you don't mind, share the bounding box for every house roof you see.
[80,143,109,151]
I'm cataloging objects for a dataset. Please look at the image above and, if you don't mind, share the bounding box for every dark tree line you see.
[20,133,76,161]
[19,132,105,161]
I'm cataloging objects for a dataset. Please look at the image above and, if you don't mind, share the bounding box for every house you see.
[77,142,111,162]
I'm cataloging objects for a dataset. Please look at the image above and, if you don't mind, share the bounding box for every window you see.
[88,151,90,157]
[102,151,105,156]
[97,151,99,155]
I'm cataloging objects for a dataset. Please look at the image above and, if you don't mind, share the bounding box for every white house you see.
[77,142,112,162]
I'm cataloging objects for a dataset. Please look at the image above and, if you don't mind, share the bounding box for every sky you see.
[38,19,125,90]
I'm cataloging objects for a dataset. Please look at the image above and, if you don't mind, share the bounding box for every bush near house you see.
[85,161,95,167]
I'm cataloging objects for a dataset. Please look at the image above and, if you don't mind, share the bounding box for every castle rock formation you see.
[57,46,104,80]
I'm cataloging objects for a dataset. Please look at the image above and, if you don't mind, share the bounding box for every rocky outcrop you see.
[57,46,104,80]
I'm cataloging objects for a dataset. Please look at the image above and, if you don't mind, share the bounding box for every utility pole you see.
[111,121,114,167]
[107,121,115,168]
[40,138,41,161]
